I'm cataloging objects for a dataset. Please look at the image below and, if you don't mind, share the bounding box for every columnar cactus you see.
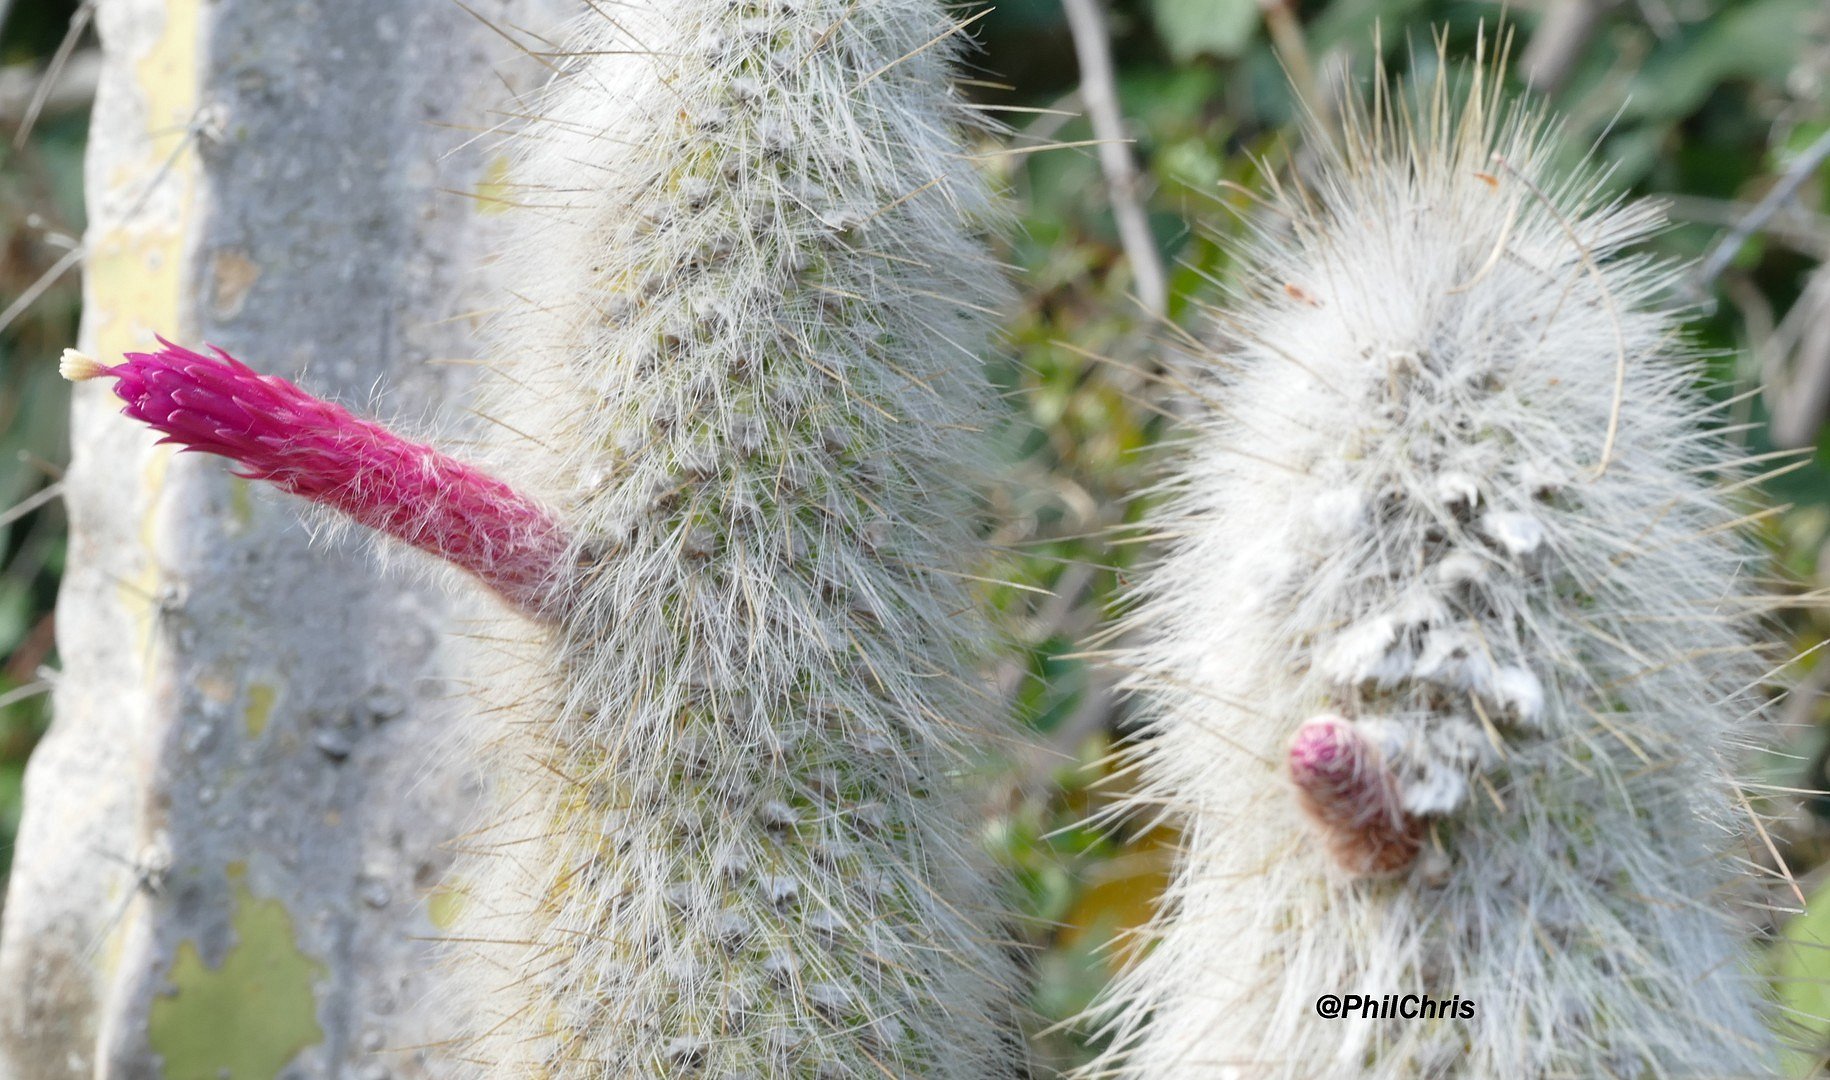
[64,1,1021,1072]
[1087,67,1780,1078]
[441,1,1022,1075]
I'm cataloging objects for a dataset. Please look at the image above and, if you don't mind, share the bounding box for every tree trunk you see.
[0,0,567,1075]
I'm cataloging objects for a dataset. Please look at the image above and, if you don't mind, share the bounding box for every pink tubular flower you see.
[62,339,569,615]
[1288,715,1423,877]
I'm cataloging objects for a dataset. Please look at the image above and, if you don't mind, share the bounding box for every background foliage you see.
[4,0,1830,1071]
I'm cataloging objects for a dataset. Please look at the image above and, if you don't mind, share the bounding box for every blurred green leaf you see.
[1149,0,1258,61]
[1624,0,1819,123]
[1777,876,1830,1075]
[0,580,30,658]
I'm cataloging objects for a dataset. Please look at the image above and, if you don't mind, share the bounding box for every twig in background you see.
[1765,264,1830,449]
[14,451,65,483]
[11,0,93,147]
[1260,0,1321,126]
[1060,0,1168,318]
[1520,0,1608,94]
[0,680,49,712]
[0,245,80,336]
[1630,0,1679,39]
[1016,663,1117,798]
[995,559,1097,705]
[1693,125,1830,298]
[1664,193,1830,260]
[1780,641,1830,735]
[0,49,99,127]
[0,481,62,531]
[0,100,216,338]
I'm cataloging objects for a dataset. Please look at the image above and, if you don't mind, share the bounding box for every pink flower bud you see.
[1288,715,1422,876]
[64,339,568,615]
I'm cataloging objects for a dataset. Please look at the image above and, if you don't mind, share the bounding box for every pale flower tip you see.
[59,349,111,383]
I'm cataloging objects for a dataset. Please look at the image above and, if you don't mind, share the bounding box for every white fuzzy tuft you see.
[1084,60,1781,1079]
[59,348,108,382]
[439,2,1023,1076]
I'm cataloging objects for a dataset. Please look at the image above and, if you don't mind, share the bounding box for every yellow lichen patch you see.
[96,0,203,656]
[90,0,202,358]
[135,0,202,159]
[94,878,133,980]
[474,154,515,216]
[244,683,277,740]
[426,884,467,930]
[227,476,254,532]
[86,228,185,367]
[147,870,326,1079]
[116,446,172,663]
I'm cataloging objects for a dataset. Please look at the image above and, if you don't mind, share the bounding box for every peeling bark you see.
[0,0,568,1075]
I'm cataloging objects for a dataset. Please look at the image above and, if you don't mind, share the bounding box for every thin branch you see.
[10,1,94,146]
[1765,264,1830,449]
[1662,193,1830,258]
[1693,126,1830,296]
[0,102,214,338]
[0,245,82,335]
[0,680,51,711]
[0,51,99,125]
[1059,0,1168,317]
[1520,0,1608,95]
[1015,663,1117,795]
[1260,0,1320,122]
[0,481,64,530]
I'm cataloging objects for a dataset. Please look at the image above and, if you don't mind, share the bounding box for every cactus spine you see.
[1087,64,1780,1078]
[446,1,1021,1075]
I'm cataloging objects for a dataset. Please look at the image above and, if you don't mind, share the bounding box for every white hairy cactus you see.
[1086,63,1782,1078]
[439,0,1022,1076]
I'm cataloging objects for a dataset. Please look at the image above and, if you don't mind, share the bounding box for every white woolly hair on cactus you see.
[1083,47,1788,1080]
[434,0,1025,1075]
